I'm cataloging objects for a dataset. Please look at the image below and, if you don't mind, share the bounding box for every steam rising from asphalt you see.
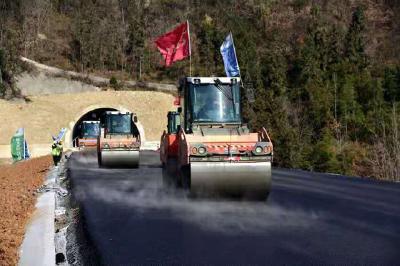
[78,177,320,234]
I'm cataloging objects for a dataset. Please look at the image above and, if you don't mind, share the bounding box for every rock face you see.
[17,72,100,96]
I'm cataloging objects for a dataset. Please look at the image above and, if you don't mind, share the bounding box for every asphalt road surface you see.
[67,150,400,265]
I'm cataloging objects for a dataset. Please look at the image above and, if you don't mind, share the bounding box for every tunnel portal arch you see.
[65,105,146,148]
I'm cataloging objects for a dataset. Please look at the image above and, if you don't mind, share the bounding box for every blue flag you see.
[220,33,240,77]
[52,128,67,143]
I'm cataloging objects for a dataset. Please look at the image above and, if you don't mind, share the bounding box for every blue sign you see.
[220,33,240,77]
[11,128,30,161]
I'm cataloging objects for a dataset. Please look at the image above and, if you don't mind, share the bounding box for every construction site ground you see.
[65,150,400,265]
[0,158,12,166]
[0,156,52,265]
[1,149,400,265]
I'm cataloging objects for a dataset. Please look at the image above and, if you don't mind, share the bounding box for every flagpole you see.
[187,20,192,76]
[22,128,25,160]
[229,32,244,89]
[230,32,241,77]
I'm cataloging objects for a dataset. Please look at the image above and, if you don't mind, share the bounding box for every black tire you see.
[179,165,191,190]
[244,192,269,202]
[97,151,102,167]
[162,158,180,187]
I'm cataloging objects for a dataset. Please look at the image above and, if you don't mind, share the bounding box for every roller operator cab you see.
[160,111,181,163]
[160,111,182,184]
[77,121,100,148]
[97,111,141,168]
[161,77,273,200]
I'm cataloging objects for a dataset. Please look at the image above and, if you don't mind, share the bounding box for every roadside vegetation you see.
[0,48,21,100]
[0,0,399,180]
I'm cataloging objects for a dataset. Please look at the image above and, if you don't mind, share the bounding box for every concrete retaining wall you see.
[17,72,100,96]
[0,91,175,147]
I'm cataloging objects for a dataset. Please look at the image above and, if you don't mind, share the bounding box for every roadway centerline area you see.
[66,150,400,265]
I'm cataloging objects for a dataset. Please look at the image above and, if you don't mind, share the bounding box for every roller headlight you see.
[255,146,263,154]
[198,146,207,155]
[103,143,110,149]
[191,144,207,156]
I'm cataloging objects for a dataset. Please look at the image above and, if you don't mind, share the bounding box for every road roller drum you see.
[190,161,271,200]
[97,111,141,168]
[99,150,139,168]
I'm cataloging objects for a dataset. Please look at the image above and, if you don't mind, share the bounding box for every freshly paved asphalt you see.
[67,150,400,265]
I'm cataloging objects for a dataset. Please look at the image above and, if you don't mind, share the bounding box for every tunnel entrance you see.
[71,107,141,147]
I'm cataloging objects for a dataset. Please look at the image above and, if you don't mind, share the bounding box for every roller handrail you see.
[160,130,167,161]
[73,137,80,149]
[259,127,272,144]
[178,129,190,165]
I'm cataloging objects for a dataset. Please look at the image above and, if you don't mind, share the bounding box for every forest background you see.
[0,0,399,180]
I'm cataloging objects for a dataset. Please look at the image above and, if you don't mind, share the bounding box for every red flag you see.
[173,96,181,106]
[155,21,190,66]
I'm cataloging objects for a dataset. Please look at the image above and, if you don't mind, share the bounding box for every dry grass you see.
[0,159,12,166]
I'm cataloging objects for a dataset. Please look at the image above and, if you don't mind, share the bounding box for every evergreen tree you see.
[383,66,400,103]
[197,15,223,76]
[125,1,146,79]
[344,6,369,72]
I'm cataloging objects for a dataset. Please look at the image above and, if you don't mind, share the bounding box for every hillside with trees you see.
[0,0,399,180]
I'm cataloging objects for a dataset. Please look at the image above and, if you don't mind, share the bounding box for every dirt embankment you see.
[0,156,52,266]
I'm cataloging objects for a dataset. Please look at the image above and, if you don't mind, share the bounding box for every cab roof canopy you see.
[83,121,100,124]
[105,111,135,115]
[184,77,241,84]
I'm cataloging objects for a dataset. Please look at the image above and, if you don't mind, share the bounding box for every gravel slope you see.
[0,156,52,265]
